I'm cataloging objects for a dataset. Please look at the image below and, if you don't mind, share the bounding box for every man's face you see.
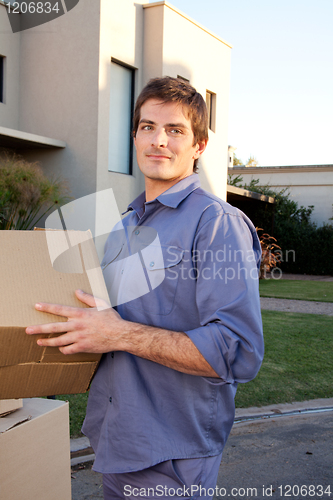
[134,99,206,186]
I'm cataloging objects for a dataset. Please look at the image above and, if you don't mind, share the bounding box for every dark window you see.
[0,56,4,103]
[206,90,216,132]
[108,59,135,175]
[177,75,190,83]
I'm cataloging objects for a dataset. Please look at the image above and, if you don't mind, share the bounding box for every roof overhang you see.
[0,126,66,150]
[227,185,275,204]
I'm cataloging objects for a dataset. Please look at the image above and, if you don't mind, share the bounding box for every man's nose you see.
[151,128,167,147]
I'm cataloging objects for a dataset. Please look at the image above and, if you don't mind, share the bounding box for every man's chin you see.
[139,166,172,180]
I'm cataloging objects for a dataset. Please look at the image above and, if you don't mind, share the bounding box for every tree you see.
[233,154,243,166]
[246,156,259,167]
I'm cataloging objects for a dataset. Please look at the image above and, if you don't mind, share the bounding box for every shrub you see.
[256,228,281,278]
[228,175,333,275]
[0,152,70,230]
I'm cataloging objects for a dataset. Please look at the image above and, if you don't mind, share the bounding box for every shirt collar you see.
[123,174,201,215]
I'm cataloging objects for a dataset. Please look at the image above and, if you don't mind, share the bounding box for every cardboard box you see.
[0,398,71,500]
[0,230,110,399]
[0,398,23,417]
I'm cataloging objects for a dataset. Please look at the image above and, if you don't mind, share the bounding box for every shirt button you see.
[109,397,112,403]
[111,352,114,358]
[135,230,140,235]
[150,261,155,267]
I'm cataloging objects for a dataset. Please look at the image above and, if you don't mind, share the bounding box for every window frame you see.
[206,90,216,133]
[0,55,4,104]
[108,58,135,175]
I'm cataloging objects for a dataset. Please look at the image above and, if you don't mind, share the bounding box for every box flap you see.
[0,412,31,434]
[0,399,23,417]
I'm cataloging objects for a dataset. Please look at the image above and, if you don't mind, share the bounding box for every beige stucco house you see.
[0,0,232,242]
[229,165,333,226]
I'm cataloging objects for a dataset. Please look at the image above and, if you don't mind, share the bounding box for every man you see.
[27,77,264,499]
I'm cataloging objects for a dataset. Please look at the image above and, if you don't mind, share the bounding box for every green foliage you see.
[227,174,333,275]
[227,173,244,186]
[0,152,70,230]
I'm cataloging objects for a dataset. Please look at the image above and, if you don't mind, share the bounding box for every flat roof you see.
[230,165,333,173]
[143,1,232,49]
[0,126,66,150]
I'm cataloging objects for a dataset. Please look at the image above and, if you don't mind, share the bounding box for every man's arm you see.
[26,289,219,377]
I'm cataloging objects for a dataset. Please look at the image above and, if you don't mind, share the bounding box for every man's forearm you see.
[117,320,220,377]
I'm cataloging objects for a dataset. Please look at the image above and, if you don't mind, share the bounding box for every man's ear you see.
[193,140,208,159]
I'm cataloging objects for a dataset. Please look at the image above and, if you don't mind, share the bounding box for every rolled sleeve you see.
[185,211,264,383]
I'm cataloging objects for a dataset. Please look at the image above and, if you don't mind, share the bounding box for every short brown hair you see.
[133,76,208,172]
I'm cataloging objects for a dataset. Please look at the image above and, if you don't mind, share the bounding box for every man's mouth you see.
[147,154,170,160]
[146,150,171,160]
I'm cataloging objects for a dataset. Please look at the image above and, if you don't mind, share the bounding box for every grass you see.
[259,279,333,302]
[60,310,333,437]
[56,392,89,438]
[235,310,333,408]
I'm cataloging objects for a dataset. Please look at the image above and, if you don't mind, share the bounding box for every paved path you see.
[260,297,333,315]
[214,410,333,500]
[278,273,333,282]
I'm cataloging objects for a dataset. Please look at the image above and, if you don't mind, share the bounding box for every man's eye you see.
[170,129,182,134]
[141,125,152,131]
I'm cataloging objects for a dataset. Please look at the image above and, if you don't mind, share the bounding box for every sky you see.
[150,0,333,167]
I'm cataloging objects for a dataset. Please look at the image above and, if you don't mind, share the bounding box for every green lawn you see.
[60,309,333,437]
[57,392,89,438]
[259,279,333,302]
[235,310,333,408]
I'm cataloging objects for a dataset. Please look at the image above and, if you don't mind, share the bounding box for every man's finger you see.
[36,332,76,348]
[59,343,83,355]
[75,289,111,310]
[26,320,72,335]
[33,301,79,318]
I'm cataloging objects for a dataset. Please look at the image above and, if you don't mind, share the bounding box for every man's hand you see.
[26,289,220,377]
[26,289,125,355]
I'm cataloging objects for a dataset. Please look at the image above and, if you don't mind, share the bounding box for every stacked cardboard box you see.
[0,398,71,499]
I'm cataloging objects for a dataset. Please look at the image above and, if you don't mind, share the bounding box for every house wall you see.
[18,0,101,199]
[229,166,333,226]
[95,0,146,215]
[1,0,232,248]
[143,2,232,200]
[0,2,20,129]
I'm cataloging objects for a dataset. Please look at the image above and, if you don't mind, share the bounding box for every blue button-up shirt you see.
[82,174,264,474]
